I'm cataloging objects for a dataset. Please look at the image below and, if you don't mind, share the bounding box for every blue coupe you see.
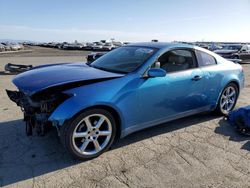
[7,42,244,159]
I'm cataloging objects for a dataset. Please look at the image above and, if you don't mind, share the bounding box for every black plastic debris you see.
[4,63,33,73]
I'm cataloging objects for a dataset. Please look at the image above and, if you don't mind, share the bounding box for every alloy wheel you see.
[72,114,112,156]
[220,86,237,114]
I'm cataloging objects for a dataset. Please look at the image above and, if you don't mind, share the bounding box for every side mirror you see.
[148,68,166,78]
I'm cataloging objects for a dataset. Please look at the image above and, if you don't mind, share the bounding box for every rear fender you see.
[213,77,241,110]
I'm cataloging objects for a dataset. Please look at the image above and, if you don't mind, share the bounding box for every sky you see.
[0,0,250,42]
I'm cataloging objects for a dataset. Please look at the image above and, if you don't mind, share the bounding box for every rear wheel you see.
[60,109,116,160]
[216,83,238,115]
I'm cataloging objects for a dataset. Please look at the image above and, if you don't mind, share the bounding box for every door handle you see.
[192,75,202,81]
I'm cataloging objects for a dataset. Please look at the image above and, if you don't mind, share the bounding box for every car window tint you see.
[241,45,248,51]
[158,49,197,73]
[91,46,156,73]
[197,51,216,67]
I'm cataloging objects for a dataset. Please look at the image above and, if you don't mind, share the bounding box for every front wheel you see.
[60,109,116,160]
[216,83,239,115]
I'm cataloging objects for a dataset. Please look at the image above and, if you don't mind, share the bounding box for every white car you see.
[0,44,6,52]
[62,43,85,50]
[9,43,22,51]
[92,42,104,51]
[102,43,116,51]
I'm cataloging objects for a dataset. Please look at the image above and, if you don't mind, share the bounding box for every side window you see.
[196,50,216,67]
[241,45,248,51]
[157,49,197,73]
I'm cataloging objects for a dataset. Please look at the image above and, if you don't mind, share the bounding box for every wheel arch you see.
[228,80,240,92]
[69,104,122,139]
[214,79,240,110]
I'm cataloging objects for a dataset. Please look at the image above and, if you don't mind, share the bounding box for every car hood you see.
[214,49,238,54]
[13,62,124,95]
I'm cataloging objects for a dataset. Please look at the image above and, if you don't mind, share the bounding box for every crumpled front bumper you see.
[6,90,24,106]
[6,89,54,136]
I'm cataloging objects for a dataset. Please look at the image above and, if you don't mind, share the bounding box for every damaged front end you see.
[6,89,72,136]
[6,61,124,137]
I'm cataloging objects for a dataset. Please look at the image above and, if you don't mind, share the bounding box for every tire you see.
[215,83,239,115]
[233,55,239,59]
[60,109,116,160]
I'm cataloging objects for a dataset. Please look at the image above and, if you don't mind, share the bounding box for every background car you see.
[0,44,6,52]
[84,42,94,50]
[7,42,244,160]
[214,44,250,61]
[55,42,68,49]
[86,52,107,63]
[62,43,86,50]
[92,42,104,51]
[102,43,116,51]
[208,43,223,51]
[10,44,20,51]
[1,43,12,51]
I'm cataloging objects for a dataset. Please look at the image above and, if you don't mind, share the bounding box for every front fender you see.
[48,94,124,127]
[48,95,85,125]
[47,73,154,137]
[47,75,136,128]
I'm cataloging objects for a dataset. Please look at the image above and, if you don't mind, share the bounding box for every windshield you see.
[90,46,156,73]
[223,45,242,50]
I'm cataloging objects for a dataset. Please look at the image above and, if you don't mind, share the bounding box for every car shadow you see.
[0,113,221,186]
[113,113,219,149]
[215,118,250,151]
[241,141,250,151]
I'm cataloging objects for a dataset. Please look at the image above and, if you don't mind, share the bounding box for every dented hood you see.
[13,62,124,95]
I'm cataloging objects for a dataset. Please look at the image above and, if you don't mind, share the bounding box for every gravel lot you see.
[0,46,250,188]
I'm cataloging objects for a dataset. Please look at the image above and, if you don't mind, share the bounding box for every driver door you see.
[137,49,208,128]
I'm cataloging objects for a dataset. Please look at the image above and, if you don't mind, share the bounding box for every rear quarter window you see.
[196,50,217,67]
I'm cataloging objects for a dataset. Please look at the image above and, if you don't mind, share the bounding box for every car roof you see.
[223,44,243,46]
[126,42,195,49]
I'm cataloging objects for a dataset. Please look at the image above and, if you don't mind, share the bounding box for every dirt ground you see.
[0,46,250,188]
